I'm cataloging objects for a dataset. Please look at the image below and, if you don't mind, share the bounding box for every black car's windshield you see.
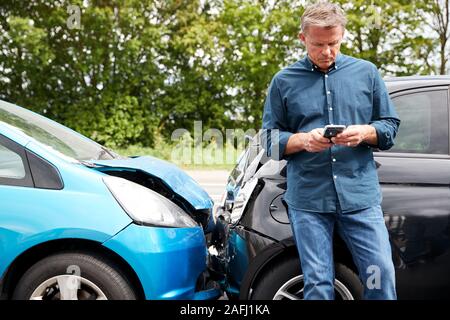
[0,100,117,161]
[229,133,263,186]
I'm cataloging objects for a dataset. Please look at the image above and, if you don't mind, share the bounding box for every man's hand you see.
[331,125,377,147]
[299,128,333,152]
[285,128,332,155]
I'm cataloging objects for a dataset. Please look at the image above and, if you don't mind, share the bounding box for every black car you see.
[210,75,450,300]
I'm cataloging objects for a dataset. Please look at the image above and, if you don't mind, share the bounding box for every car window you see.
[388,89,448,155]
[0,135,33,187]
[229,134,262,185]
[229,148,249,185]
[0,144,25,179]
[0,100,118,161]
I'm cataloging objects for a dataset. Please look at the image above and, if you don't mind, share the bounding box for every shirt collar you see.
[304,53,343,73]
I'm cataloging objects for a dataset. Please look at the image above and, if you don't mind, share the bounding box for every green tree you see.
[0,0,165,147]
[0,0,447,152]
[416,0,449,74]
[337,0,436,75]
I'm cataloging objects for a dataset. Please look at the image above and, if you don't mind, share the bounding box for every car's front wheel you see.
[250,256,363,300]
[12,252,138,300]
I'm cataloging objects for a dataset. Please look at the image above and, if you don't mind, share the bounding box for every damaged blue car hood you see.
[92,156,214,210]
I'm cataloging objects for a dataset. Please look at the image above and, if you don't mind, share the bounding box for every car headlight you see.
[103,176,198,228]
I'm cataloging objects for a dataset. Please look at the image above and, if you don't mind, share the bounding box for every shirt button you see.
[332,158,336,162]
[329,107,333,111]
[333,175,337,179]
[311,68,314,71]
[325,74,329,78]
[327,91,331,95]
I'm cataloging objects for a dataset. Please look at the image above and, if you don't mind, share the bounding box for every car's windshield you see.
[229,133,262,186]
[0,100,118,161]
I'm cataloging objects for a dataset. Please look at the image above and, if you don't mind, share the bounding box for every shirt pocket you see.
[337,90,373,124]
[286,93,325,131]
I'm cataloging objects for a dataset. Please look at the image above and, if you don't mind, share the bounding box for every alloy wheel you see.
[30,275,108,300]
[273,275,354,300]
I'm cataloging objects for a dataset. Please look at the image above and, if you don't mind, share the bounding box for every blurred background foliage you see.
[0,0,448,151]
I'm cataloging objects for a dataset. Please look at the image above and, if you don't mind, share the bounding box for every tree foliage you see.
[0,0,447,147]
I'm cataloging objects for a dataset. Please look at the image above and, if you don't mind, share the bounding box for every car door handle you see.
[270,204,278,211]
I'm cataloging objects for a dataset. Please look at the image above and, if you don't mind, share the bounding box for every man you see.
[262,1,400,300]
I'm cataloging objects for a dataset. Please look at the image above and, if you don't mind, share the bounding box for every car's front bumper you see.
[103,223,221,300]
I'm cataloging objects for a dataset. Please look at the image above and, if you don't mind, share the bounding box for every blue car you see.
[0,99,220,300]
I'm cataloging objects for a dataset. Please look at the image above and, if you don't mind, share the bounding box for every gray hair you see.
[301,1,347,33]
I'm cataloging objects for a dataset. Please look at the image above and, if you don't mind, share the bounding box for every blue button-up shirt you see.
[262,54,400,213]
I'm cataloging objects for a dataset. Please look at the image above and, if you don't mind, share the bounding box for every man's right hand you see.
[285,128,333,155]
[300,128,333,152]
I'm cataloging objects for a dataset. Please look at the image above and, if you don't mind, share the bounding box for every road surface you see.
[185,170,230,205]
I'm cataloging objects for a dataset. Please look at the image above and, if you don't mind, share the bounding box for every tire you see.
[12,252,138,300]
[250,256,363,300]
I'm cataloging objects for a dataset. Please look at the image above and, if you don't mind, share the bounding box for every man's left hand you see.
[331,125,374,147]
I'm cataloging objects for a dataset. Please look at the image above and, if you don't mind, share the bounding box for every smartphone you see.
[323,125,346,139]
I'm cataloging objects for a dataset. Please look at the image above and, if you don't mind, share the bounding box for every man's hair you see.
[301,1,347,33]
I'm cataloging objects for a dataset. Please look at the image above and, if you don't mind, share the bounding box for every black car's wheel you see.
[250,257,363,300]
[12,252,138,300]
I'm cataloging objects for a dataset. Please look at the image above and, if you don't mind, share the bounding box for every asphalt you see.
[185,170,230,205]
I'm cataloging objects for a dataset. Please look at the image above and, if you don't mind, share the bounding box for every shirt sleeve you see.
[261,76,293,161]
[368,65,401,150]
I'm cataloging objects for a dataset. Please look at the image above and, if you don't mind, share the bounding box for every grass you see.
[113,144,237,171]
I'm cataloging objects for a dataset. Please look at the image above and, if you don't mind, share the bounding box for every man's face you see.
[299,25,344,71]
